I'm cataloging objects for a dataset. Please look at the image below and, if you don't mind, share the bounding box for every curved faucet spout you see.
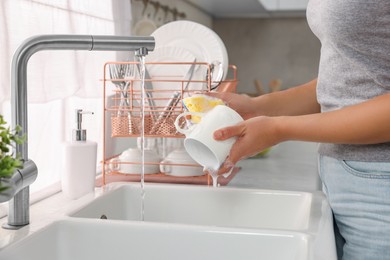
[0,160,37,203]
[5,34,155,229]
[11,34,155,160]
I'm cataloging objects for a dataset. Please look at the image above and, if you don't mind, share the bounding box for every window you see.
[0,0,132,195]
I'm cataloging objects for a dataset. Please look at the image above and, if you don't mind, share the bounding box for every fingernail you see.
[223,160,235,170]
[214,131,222,139]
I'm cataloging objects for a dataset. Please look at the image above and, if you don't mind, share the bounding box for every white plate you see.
[145,46,195,66]
[151,20,229,84]
[145,46,196,109]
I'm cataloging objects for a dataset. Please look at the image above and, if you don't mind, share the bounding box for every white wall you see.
[213,18,321,94]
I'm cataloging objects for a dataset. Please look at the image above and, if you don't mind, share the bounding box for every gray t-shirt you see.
[306,0,390,161]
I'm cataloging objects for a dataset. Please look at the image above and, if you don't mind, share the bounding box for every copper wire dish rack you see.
[101,61,238,186]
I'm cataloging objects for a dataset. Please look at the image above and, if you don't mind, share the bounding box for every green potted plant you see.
[0,115,25,193]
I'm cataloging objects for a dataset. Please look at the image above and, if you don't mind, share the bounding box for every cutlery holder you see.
[111,116,130,136]
[111,114,156,136]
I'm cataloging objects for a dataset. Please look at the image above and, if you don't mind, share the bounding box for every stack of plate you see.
[145,20,229,108]
[151,20,229,79]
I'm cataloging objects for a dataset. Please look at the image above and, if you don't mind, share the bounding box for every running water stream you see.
[138,56,146,221]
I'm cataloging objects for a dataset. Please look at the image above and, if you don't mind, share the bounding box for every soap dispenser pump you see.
[62,109,98,199]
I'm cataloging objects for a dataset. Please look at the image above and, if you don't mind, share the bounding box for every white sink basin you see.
[0,183,336,260]
[71,183,312,230]
[0,218,309,260]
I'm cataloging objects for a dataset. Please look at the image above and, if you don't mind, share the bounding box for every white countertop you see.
[230,141,321,191]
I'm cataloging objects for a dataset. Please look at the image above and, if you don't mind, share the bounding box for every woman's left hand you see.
[214,116,283,175]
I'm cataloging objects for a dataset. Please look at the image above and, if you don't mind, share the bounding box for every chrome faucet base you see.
[2,222,26,230]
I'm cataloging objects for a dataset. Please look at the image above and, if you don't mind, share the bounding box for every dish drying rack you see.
[100,61,238,186]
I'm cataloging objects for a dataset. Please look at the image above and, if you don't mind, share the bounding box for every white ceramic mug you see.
[160,148,204,177]
[109,148,160,174]
[174,105,243,171]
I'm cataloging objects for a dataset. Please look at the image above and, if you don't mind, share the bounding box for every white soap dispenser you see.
[62,109,98,199]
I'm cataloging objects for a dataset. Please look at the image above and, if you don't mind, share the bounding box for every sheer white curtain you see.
[0,0,132,193]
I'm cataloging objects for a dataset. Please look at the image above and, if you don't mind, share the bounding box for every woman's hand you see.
[206,92,258,120]
[208,78,320,118]
[214,116,284,174]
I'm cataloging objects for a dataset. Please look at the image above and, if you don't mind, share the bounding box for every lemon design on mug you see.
[183,94,225,123]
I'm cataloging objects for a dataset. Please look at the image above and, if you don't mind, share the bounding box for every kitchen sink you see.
[70,183,312,230]
[0,218,309,260]
[0,183,336,260]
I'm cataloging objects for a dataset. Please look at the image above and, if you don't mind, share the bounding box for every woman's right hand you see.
[214,115,285,175]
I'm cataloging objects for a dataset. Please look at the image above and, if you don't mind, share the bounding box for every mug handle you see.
[174,111,204,135]
[159,160,172,173]
[108,158,121,172]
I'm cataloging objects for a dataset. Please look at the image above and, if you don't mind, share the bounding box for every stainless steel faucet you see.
[1,34,155,229]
